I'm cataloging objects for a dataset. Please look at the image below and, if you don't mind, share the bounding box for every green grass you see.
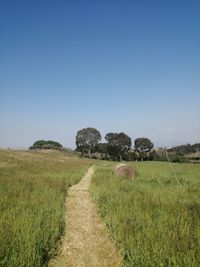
[0,149,92,267]
[91,161,200,267]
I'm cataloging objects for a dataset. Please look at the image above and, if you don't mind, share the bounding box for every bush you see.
[29,140,63,150]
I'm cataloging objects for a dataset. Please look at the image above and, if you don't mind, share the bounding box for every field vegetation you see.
[1,148,200,267]
[91,161,200,267]
[0,149,92,267]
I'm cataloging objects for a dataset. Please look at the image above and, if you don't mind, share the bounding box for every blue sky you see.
[0,0,199,148]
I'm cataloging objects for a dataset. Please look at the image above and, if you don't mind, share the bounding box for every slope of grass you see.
[91,162,200,267]
[0,149,92,267]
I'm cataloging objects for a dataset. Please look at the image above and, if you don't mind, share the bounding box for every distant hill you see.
[167,143,200,155]
[165,143,200,163]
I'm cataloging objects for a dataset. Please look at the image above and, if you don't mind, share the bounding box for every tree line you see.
[75,127,154,161]
[167,143,200,155]
[29,129,199,163]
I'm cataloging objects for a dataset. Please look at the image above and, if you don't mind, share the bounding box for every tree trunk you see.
[141,152,143,162]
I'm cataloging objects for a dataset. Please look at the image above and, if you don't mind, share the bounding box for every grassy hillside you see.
[91,162,200,267]
[0,149,92,267]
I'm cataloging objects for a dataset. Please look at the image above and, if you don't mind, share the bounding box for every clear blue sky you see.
[0,0,199,148]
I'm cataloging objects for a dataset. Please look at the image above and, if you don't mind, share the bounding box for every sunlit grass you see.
[91,161,200,267]
[0,149,92,267]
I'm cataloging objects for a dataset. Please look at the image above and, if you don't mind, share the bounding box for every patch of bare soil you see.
[49,167,123,267]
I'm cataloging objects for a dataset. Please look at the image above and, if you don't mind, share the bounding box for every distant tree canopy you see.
[105,132,132,161]
[96,143,108,154]
[95,143,109,160]
[75,127,101,156]
[29,140,63,150]
[73,128,199,162]
[167,143,200,155]
[134,137,154,161]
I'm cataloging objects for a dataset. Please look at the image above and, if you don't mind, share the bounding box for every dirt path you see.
[49,166,123,267]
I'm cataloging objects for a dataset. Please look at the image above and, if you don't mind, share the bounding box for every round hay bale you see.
[113,163,135,179]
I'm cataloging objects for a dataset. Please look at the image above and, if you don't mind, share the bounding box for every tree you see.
[75,127,101,156]
[105,132,131,161]
[96,143,109,160]
[134,137,154,161]
[29,140,63,150]
[127,150,138,161]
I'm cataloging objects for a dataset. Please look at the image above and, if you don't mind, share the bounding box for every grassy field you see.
[1,150,200,267]
[91,162,200,267]
[0,149,92,267]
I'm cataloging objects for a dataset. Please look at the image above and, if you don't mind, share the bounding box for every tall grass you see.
[91,162,200,267]
[0,149,91,267]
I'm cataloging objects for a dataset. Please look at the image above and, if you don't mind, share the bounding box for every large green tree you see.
[134,137,154,161]
[105,132,131,161]
[76,127,101,156]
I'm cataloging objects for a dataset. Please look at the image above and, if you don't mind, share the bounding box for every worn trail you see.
[49,166,123,267]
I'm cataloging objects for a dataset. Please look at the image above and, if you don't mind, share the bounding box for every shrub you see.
[29,140,63,150]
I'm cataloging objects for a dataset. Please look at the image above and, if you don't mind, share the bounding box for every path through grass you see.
[49,166,123,267]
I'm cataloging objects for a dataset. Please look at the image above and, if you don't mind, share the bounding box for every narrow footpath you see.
[49,166,123,267]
